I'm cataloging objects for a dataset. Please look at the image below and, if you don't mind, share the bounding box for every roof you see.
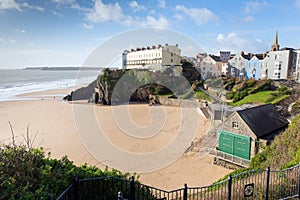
[255,54,264,60]
[237,104,289,138]
[210,55,221,62]
[241,54,251,60]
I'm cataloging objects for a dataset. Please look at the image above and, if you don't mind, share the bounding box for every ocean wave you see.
[0,75,97,101]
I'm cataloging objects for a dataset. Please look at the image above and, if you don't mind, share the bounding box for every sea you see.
[0,69,101,101]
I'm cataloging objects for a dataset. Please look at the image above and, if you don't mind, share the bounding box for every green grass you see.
[230,90,289,106]
[194,90,212,101]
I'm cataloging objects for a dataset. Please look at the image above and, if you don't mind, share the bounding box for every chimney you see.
[263,52,267,58]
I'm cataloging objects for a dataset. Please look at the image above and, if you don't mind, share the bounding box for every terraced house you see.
[124,43,181,71]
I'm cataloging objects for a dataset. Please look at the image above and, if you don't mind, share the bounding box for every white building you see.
[294,49,300,82]
[228,52,251,79]
[125,44,181,70]
[221,62,229,76]
[198,55,222,79]
[261,49,293,80]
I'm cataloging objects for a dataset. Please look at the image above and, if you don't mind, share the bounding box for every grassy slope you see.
[231,90,289,106]
[249,115,300,170]
[194,90,212,101]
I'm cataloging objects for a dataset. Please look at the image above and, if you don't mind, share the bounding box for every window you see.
[171,53,173,57]
[171,59,173,63]
[232,121,239,129]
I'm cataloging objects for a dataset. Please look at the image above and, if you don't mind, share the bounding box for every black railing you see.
[57,164,300,200]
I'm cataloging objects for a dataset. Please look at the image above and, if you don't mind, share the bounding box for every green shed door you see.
[219,131,251,160]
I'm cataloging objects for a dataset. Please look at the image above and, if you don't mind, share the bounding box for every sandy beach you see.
[0,89,232,190]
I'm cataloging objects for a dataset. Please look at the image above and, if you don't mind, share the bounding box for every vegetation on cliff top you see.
[249,114,300,170]
[221,78,290,105]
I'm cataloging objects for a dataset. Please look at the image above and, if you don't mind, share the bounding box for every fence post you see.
[298,172,300,199]
[265,167,270,200]
[183,183,188,200]
[130,176,135,200]
[73,176,78,200]
[227,175,232,200]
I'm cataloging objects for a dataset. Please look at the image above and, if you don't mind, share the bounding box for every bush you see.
[0,144,131,199]
[277,85,288,94]
[226,91,235,99]
[247,79,257,88]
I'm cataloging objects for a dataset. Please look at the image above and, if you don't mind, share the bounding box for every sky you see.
[1,0,300,68]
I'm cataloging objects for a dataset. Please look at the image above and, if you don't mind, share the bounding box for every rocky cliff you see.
[65,66,199,105]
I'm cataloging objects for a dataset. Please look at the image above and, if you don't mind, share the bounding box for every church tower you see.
[271,31,280,51]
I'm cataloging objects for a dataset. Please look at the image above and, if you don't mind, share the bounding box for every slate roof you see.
[255,54,264,60]
[241,54,252,60]
[236,104,289,138]
[210,55,221,62]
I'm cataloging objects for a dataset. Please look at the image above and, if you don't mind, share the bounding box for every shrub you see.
[0,144,131,199]
[277,85,288,94]
[247,79,257,88]
[226,91,235,99]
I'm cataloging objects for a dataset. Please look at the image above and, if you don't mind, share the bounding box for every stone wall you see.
[149,95,198,108]
[221,113,258,158]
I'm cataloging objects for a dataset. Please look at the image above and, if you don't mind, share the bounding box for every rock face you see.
[65,66,198,105]
[63,80,97,101]
[94,68,167,105]
[94,69,127,105]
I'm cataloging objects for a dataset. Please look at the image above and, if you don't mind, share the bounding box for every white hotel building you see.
[124,44,181,70]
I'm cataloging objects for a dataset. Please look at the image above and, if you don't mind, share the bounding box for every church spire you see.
[271,31,280,51]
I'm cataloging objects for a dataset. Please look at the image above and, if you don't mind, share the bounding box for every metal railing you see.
[208,148,250,167]
[57,164,300,200]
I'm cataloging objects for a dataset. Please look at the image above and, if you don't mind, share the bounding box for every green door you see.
[219,131,251,160]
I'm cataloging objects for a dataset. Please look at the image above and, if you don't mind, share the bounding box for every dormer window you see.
[232,122,239,129]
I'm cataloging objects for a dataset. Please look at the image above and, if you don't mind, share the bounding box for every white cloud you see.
[0,0,21,11]
[175,5,218,26]
[14,28,26,33]
[217,34,224,42]
[0,0,44,12]
[138,15,169,28]
[174,13,183,21]
[241,15,255,22]
[158,0,166,9]
[52,0,75,4]
[9,38,16,44]
[71,3,90,12]
[129,1,146,12]
[52,10,63,18]
[81,22,93,30]
[22,2,44,11]
[0,38,4,43]
[86,0,123,23]
[244,1,268,13]
[215,32,265,53]
[78,0,169,28]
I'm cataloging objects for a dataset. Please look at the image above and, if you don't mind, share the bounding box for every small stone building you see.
[215,104,289,165]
